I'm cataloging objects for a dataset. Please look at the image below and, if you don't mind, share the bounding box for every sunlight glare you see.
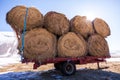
[84,13,96,21]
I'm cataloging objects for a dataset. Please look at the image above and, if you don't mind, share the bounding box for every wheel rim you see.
[65,63,74,74]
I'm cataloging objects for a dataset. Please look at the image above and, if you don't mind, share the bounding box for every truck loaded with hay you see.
[6,5,111,75]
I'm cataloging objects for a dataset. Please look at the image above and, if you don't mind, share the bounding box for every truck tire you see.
[61,61,76,76]
[54,63,61,70]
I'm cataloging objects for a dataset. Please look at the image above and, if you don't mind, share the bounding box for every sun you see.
[83,13,96,21]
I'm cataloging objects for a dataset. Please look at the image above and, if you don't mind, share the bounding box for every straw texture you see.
[6,6,43,33]
[18,28,57,62]
[70,15,94,39]
[88,34,110,57]
[93,18,110,37]
[58,32,87,57]
[44,11,69,35]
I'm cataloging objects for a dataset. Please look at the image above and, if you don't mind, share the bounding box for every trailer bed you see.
[22,56,110,69]
[21,55,110,75]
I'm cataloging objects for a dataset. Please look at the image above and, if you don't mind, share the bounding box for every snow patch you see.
[0,32,16,45]
[0,31,20,67]
[106,58,120,62]
[0,54,20,68]
[0,71,42,80]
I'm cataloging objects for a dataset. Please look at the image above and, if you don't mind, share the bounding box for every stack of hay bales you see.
[70,16,110,57]
[87,18,110,57]
[6,6,57,62]
[44,11,87,58]
[6,5,111,62]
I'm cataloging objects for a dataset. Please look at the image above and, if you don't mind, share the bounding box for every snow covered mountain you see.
[0,32,20,67]
[0,32,18,57]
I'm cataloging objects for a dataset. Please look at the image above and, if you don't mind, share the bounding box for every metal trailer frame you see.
[22,55,110,75]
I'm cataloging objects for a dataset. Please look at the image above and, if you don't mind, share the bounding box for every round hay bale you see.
[88,34,110,57]
[6,6,43,33]
[6,6,26,25]
[70,15,94,39]
[93,18,110,37]
[44,11,69,35]
[58,32,87,57]
[6,6,26,37]
[18,28,57,62]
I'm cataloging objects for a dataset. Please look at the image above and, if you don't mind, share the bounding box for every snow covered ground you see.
[0,54,20,68]
[106,58,120,62]
[0,71,43,80]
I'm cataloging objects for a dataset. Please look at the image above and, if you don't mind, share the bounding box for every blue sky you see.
[0,0,120,51]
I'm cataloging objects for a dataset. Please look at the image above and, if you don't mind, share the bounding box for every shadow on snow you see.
[0,69,120,80]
